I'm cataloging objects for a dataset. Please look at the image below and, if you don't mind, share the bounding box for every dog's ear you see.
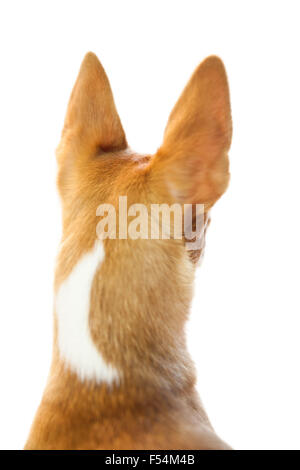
[151,56,232,209]
[57,52,127,160]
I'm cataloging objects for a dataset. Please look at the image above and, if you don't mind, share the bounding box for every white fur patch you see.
[55,241,119,384]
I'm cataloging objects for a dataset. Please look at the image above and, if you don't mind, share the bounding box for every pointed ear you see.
[57,52,127,159]
[152,56,232,208]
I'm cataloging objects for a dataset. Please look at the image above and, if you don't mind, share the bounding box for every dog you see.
[25,52,232,450]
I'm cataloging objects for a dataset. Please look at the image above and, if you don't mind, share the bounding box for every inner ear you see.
[57,52,127,159]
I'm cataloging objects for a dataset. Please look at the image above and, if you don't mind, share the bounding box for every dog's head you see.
[56,52,231,262]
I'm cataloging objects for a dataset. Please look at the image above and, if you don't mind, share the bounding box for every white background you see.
[0,0,299,450]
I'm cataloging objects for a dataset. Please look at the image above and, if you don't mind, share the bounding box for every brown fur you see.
[25,52,232,450]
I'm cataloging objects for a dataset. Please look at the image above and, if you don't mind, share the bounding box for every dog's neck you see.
[53,236,197,394]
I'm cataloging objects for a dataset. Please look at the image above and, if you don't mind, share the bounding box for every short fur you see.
[25,52,232,450]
